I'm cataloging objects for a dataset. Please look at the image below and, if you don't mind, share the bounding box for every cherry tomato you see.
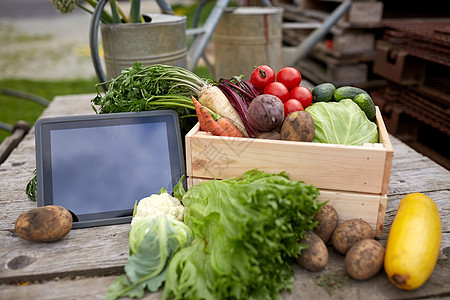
[284,99,304,118]
[276,67,302,91]
[250,65,276,90]
[264,82,290,103]
[289,86,313,108]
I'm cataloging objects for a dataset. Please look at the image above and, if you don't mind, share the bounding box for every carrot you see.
[191,96,227,136]
[217,117,245,138]
[198,85,248,137]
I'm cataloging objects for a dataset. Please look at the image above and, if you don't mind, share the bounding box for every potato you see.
[345,239,385,280]
[331,219,375,254]
[297,230,328,272]
[15,205,72,242]
[280,111,315,142]
[256,130,281,140]
[313,204,339,244]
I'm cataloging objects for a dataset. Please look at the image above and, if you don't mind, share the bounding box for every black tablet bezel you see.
[35,110,185,229]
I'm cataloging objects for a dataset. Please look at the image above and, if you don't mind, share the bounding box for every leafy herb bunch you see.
[92,63,212,135]
[50,0,143,24]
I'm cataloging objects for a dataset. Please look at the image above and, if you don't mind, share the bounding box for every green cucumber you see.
[312,83,336,103]
[333,86,368,101]
[353,93,376,120]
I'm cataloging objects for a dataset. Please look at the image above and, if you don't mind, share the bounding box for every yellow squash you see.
[384,193,442,290]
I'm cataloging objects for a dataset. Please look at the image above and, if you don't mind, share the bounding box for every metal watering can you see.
[89,0,234,84]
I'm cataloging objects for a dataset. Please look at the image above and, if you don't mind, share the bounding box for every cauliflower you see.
[131,193,184,226]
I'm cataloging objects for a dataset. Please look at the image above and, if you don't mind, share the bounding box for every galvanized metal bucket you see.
[100,14,187,80]
[213,7,284,80]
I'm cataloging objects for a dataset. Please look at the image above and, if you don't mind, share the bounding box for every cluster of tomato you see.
[250,65,313,117]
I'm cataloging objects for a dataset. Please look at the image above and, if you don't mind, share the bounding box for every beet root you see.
[248,94,284,132]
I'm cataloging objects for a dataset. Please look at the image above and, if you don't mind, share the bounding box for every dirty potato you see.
[256,130,281,140]
[331,219,375,254]
[345,239,385,280]
[280,111,315,142]
[297,230,328,272]
[313,204,339,244]
[15,205,72,242]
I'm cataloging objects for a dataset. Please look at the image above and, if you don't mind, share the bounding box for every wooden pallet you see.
[284,46,370,86]
[373,40,427,85]
[297,0,384,25]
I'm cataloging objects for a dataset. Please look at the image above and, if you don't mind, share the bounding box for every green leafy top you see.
[51,0,143,24]
[91,63,212,134]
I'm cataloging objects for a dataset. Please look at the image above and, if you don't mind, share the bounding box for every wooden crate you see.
[185,108,393,237]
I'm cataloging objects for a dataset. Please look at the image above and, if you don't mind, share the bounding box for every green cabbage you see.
[162,170,322,300]
[305,99,378,145]
[106,215,193,300]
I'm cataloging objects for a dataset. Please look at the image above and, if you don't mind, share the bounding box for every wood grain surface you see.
[0,94,448,299]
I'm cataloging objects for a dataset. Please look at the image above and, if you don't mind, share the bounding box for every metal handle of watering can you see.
[89,0,108,87]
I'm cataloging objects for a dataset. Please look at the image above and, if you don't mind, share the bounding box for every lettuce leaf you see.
[162,170,322,300]
[305,99,378,145]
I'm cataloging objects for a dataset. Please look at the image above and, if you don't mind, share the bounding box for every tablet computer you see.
[35,110,185,229]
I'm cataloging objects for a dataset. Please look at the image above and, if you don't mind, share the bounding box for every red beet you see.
[247,94,284,132]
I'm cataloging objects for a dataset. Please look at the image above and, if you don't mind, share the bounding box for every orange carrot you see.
[191,96,227,136]
[198,85,248,137]
[217,117,245,138]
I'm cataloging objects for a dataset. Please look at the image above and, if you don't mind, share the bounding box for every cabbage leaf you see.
[162,170,323,300]
[106,215,193,300]
[305,99,378,145]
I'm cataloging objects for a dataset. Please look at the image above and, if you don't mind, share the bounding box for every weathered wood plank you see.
[0,94,98,231]
[1,249,448,300]
[0,275,161,300]
[0,94,448,300]
[0,224,130,284]
[284,250,450,300]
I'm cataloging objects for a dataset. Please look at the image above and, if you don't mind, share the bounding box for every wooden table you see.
[1,94,449,299]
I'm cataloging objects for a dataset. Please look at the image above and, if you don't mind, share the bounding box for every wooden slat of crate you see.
[297,53,369,86]
[298,0,384,25]
[282,26,376,57]
[186,108,393,195]
[187,176,387,238]
[331,31,376,56]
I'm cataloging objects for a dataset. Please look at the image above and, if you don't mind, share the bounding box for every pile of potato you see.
[297,205,385,280]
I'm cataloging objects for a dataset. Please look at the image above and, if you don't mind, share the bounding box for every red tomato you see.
[284,99,304,118]
[264,82,290,103]
[289,86,313,108]
[276,67,302,91]
[250,65,276,90]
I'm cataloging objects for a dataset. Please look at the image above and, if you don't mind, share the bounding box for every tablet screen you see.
[35,111,185,228]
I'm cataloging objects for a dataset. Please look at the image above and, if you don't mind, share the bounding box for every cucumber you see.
[333,86,368,101]
[333,86,375,120]
[312,83,336,103]
[353,93,376,120]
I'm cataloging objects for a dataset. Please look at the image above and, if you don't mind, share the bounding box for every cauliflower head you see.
[131,193,184,226]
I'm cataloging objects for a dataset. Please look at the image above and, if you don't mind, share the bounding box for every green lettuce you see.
[305,99,378,145]
[161,170,323,300]
[106,215,193,300]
